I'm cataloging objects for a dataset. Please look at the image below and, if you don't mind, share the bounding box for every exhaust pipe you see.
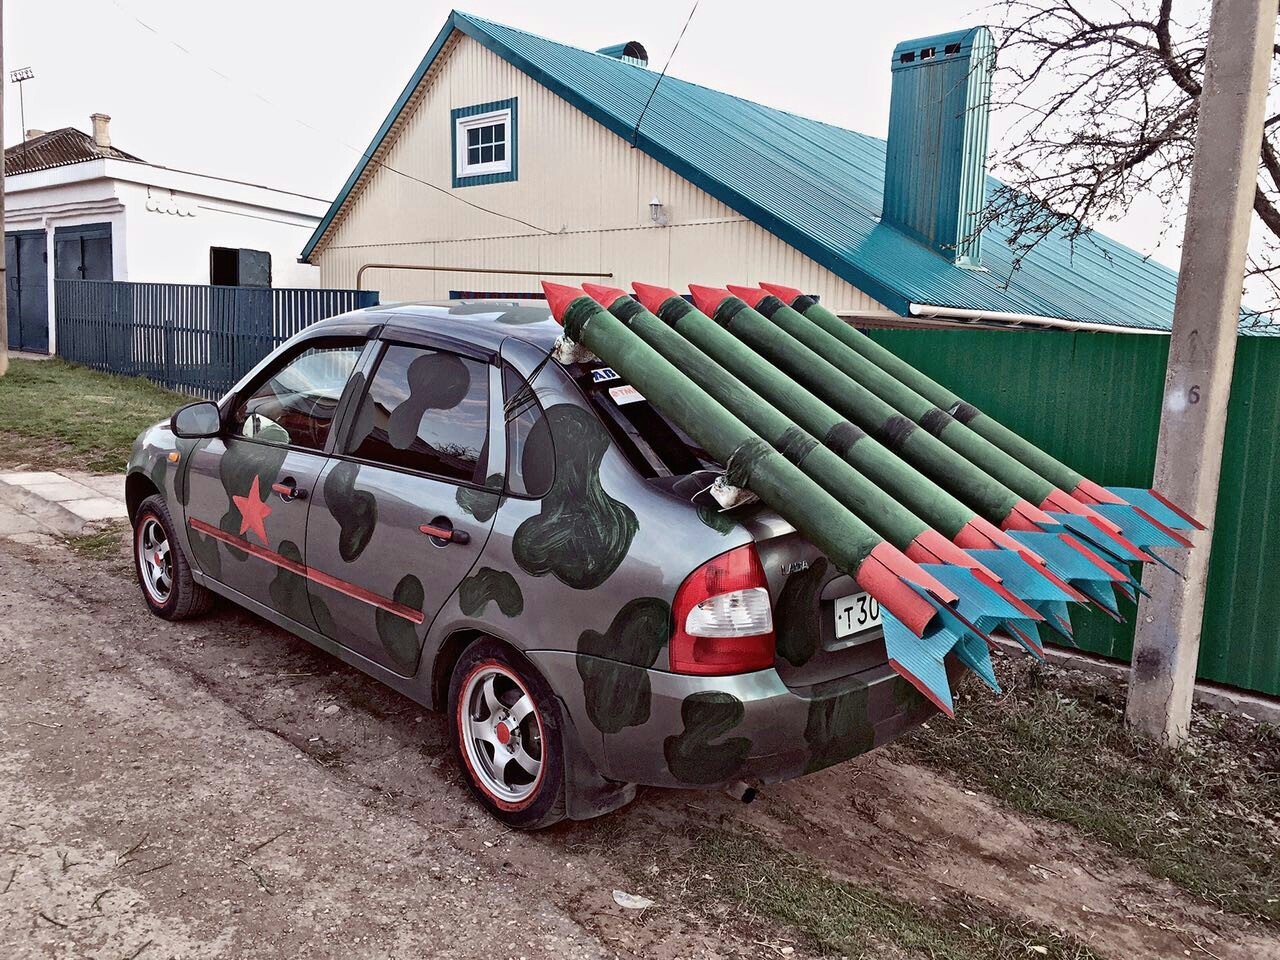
[723,781,757,804]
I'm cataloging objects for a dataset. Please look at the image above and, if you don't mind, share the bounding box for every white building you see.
[5,113,326,354]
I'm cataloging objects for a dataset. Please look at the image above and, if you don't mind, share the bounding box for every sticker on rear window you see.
[591,367,621,383]
[608,385,645,405]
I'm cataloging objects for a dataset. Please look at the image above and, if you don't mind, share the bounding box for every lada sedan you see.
[126,299,943,828]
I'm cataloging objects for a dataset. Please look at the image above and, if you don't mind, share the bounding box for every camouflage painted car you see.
[126,300,946,829]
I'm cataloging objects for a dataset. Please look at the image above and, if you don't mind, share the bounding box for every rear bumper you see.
[526,650,947,790]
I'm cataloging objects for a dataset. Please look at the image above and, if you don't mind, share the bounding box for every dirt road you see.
[0,535,1274,959]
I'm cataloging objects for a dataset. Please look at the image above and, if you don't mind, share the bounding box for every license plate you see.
[834,590,882,639]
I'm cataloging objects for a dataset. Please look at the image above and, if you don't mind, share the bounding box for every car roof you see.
[305,299,563,353]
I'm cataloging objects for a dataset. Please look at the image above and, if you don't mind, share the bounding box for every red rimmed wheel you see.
[132,494,212,621]
[450,640,566,829]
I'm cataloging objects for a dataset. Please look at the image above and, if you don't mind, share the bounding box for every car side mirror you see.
[170,401,222,439]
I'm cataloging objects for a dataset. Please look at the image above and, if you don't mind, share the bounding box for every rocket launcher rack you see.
[540,280,1199,716]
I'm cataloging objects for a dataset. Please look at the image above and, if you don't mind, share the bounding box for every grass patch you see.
[0,358,190,472]
[686,829,1100,959]
[66,525,127,563]
[573,820,1100,959]
[902,659,1280,922]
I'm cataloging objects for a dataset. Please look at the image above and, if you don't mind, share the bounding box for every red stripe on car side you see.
[187,518,425,624]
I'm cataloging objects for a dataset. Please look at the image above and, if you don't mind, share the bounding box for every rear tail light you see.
[670,544,776,675]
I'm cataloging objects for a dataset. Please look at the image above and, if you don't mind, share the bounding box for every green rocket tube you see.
[731,286,1056,500]
[627,283,1031,558]
[540,282,951,639]
[759,283,1129,510]
[580,283,984,572]
[686,285,1053,535]
[728,285,1152,564]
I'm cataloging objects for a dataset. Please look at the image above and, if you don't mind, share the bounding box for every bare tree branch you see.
[984,0,1280,315]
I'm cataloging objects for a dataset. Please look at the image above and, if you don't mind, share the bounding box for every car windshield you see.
[573,364,719,479]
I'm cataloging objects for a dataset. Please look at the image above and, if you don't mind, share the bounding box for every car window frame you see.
[499,361,555,501]
[225,336,375,456]
[327,337,506,493]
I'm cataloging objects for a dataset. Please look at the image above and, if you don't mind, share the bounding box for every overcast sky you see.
[3,0,1180,266]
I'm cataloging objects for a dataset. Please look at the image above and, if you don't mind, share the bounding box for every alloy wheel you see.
[459,664,545,805]
[137,516,172,605]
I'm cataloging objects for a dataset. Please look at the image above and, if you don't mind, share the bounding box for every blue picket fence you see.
[54,280,379,397]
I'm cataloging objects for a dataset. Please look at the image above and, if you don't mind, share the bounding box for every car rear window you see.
[573,364,719,479]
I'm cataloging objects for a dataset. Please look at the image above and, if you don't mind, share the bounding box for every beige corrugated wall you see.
[313,32,892,316]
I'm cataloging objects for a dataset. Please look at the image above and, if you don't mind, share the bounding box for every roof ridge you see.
[6,126,80,151]
[454,10,886,144]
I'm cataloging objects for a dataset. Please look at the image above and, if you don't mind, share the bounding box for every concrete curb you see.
[0,470,128,540]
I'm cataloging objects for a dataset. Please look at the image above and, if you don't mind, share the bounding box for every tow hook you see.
[723,780,757,804]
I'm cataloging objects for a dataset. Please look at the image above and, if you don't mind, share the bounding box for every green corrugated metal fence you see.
[867,327,1280,697]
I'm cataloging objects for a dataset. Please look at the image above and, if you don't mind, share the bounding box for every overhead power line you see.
[108,0,557,236]
[631,0,701,147]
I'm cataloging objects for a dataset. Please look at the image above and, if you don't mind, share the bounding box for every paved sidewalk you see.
[0,470,127,544]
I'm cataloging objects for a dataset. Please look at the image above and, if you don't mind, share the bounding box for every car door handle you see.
[272,479,307,501]
[419,519,470,545]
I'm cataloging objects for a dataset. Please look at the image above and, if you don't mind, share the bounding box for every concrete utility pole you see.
[0,0,9,379]
[1126,0,1277,744]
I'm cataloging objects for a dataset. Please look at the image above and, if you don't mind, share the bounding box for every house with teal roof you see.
[300,11,1268,336]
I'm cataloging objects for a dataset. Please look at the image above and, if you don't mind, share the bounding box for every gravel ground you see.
[0,533,1274,960]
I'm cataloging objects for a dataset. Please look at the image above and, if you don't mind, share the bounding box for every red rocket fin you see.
[1148,489,1206,530]
[1131,505,1194,548]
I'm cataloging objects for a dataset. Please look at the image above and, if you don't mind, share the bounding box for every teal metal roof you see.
[302,11,1276,335]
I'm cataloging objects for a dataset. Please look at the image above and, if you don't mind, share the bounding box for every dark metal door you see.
[5,230,49,353]
[53,222,113,281]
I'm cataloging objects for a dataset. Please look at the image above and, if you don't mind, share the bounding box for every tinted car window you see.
[231,344,362,451]
[576,365,717,479]
[348,345,490,483]
[502,365,553,498]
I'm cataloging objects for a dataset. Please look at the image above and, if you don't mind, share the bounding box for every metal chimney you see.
[881,28,994,268]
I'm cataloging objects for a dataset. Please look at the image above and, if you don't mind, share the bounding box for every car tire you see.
[133,494,213,621]
[449,639,567,829]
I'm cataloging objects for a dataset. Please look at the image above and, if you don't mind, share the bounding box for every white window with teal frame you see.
[452,99,518,187]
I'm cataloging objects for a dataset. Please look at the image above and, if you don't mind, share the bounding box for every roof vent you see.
[882,27,994,268]
[597,41,649,67]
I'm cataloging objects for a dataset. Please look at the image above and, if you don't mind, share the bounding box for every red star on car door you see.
[232,475,273,544]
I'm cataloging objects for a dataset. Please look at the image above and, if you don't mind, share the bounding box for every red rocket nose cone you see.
[688,284,733,316]
[631,281,679,313]
[581,282,628,309]
[725,284,769,308]
[759,281,805,305]
[540,281,585,323]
